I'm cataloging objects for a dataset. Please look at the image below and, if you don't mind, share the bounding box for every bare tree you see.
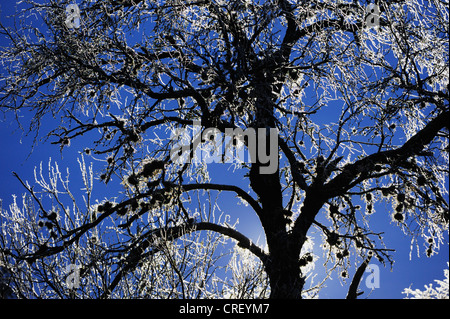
[0,157,266,298]
[0,0,448,299]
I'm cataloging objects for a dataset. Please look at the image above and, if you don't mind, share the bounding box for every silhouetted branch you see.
[102,220,267,298]
[346,256,372,299]
[325,110,449,198]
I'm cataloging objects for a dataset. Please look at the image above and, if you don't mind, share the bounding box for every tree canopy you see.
[0,0,448,299]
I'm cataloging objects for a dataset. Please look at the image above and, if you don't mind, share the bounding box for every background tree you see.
[0,0,448,298]
[0,264,16,299]
[403,263,449,299]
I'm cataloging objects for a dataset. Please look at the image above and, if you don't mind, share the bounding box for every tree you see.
[403,263,449,299]
[0,265,16,299]
[0,0,448,299]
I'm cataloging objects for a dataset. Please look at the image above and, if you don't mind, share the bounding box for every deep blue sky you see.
[1,1,448,299]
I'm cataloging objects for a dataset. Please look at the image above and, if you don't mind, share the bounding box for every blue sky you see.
[1,1,448,299]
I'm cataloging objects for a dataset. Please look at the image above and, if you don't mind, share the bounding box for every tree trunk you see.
[265,234,305,299]
[248,77,307,298]
[249,159,305,299]
[250,154,326,298]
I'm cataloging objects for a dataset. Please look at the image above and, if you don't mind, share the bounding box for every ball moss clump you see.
[417,175,426,186]
[397,193,406,202]
[127,174,140,186]
[393,212,404,222]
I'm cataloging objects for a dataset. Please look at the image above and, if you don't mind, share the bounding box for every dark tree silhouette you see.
[0,0,448,298]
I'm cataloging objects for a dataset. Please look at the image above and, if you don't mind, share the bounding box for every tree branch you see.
[279,138,308,191]
[182,183,263,216]
[194,222,267,262]
[324,111,449,197]
[102,220,267,298]
[346,256,372,299]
